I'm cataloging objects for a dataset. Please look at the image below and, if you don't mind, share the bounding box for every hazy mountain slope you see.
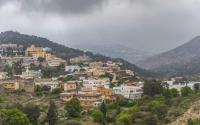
[70,43,154,64]
[136,36,200,70]
[0,31,158,77]
[152,55,200,77]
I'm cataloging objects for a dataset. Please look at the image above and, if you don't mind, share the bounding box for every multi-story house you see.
[82,85,114,101]
[60,92,102,106]
[83,77,110,90]
[25,45,43,56]
[113,84,143,100]
[61,81,77,91]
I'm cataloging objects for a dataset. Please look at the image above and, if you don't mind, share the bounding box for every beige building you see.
[3,81,19,90]
[62,81,77,91]
[25,45,43,56]
[89,62,103,68]
[33,52,52,61]
[92,69,105,76]
[60,92,102,106]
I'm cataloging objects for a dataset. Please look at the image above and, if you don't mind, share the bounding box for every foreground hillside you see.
[0,31,157,77]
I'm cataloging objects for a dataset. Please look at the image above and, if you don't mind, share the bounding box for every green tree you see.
[109,83,115,88]
[194,83,200,92]
[46,101,57,125]
[143,79,164,97]
[0,109,29,125]
[35,85,41,92]
[64,98,82,117]
[181,86,194,96]
[116,114,132,125]
[41,67,52,78]
[23,103,40,124]
[188,118,200,125]
[41,85,51,91]
[170,88,179,97]
[12,61,22,75]
[101,100,106,116]
[51,88,62,94]
[163,89,172,99]
[144,114,158,125]
[92,110,104,123]
[37,57,44,62]
[152,104,168,119]
[3,65,13,76]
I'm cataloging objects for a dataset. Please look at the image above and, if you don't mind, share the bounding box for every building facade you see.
[113,84,143,100]
[65,66,81,72]
[83,77,110,90]
[60,92,102,106]
[25,45,43,56]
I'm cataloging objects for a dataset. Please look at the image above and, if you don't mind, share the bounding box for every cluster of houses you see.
[0,44,66,67]
[1,44,196,107]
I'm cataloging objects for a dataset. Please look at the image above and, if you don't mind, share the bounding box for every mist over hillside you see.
[70,43,155,64]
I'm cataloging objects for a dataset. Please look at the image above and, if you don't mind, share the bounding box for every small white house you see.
[65,66,81,72]
[48,61,60,67]
[113,84,143,100]
[0,72,8,79]
[83,77,110,90]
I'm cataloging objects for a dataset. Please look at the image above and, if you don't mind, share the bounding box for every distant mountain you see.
[70,43,154,64]
[136,36,200,77]
[0,31,158,77]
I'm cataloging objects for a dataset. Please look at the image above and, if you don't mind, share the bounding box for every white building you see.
[0,72,8,79]
[35,79,59,91]
[163,81,173,89]
[65,66,81,72]
[48,61,60,67]
[83,77,110,90]
[126,70,134,76]
[113,84,143,100]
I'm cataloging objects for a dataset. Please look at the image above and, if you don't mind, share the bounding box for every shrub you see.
[188,118,200,125]
[116,114,132,125]
[92,110,104,123]
[168,108,184,117]
[51,87,62,94]
[36,92,42,96]
[108,102,118,109]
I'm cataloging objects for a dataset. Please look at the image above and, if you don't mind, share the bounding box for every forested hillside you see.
[0,31,157,77]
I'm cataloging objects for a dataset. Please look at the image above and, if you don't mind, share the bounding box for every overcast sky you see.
[1,0,200,53]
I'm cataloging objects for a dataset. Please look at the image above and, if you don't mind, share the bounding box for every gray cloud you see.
[0,0,200,53]
[0,0,107,14]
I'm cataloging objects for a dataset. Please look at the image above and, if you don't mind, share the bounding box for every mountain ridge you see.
[136,36,200,70]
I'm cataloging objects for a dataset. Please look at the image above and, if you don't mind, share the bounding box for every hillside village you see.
[0,43,200,125]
